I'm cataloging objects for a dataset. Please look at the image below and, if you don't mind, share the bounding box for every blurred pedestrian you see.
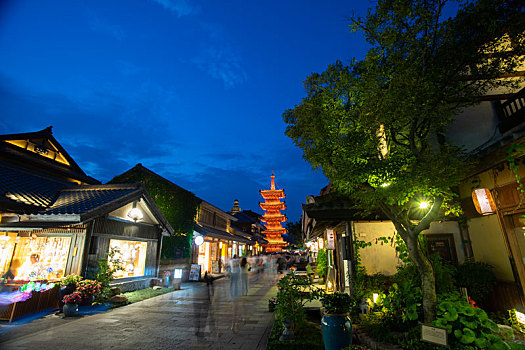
[229,256,240,299]
[240,257,250,296]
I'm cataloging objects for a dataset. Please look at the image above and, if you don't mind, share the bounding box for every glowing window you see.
[109,239,148,278]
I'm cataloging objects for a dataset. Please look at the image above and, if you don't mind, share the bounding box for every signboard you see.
[326,229,335,250]
[421,324,448,346]
[189,264,201,281]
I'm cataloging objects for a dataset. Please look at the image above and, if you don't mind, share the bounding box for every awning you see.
[193,223,254,244]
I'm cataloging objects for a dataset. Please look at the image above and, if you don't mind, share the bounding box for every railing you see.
[495,86,525,134]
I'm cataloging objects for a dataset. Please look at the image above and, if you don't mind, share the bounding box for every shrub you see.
[94,248,123,302]
[321,292,352,315]
[60,274,82,286]
[433,292,507,349]
[275,272,324,333]
[76,279,102,301]
[455,261,496,306]
[316,249,327,281]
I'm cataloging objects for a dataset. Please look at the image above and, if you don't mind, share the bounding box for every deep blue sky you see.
[0,0,371,222]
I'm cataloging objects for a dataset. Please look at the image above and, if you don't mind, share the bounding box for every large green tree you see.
[284,0,524,322]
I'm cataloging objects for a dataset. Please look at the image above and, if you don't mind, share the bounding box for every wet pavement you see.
[0,272,278,349]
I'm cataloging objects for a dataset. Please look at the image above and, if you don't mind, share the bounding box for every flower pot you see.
[63,303,78,317]
[59,284,77,306]
[321,314,352,350]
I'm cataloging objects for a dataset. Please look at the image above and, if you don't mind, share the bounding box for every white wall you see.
[468,215,515,282]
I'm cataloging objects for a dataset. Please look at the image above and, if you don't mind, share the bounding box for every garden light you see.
[419,201,429,209]
[372,293,379,304]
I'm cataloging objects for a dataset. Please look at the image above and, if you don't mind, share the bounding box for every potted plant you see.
[58,274,82,312]
[76,279,102,306]
[63,291,83,317]
[321,292,353,350]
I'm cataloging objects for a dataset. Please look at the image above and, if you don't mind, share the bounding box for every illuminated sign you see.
[326,229,335,250]
[194,235,204,246]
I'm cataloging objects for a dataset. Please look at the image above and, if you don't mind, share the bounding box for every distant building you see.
[259,172,287,252]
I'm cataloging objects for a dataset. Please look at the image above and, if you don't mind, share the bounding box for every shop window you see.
[108,239,148,278]
[0,233,17,277]
[9,236,71,281]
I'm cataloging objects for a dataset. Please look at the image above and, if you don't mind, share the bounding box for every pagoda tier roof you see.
[262,215,286,219]
[260,202,286,210]
[265,230,288,234]
[260,190,285,197]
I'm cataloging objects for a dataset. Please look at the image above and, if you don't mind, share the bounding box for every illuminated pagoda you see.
[259,171,287,252]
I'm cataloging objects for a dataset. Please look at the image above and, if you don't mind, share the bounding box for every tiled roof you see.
[194,223,254,244]
[32,184,139,216]
[0,161,74,210]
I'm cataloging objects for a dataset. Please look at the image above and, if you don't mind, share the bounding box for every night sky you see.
[0,0,371,222]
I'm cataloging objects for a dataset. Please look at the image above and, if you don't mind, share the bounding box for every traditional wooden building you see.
[111,164,257,277]
[0,127,173,293]
[229,200,268,254]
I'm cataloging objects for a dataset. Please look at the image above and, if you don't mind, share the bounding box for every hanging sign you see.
[472,188,496,215]
[326,229,335,250]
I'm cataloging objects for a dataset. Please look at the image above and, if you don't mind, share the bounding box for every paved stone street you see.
[0,273,278,349]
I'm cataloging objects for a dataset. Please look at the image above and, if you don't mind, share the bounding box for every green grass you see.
[111,287,176,307]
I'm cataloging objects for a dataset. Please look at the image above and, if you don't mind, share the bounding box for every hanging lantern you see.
[472,188,496,215]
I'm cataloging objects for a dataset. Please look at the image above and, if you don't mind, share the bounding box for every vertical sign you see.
[326,229,335,250]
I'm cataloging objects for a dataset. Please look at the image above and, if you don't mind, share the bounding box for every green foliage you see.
[321,292,352,315]
[455,260,496,306]
[268,319,324,350]
[433,292,508,350]
[109,166,200,259]
[508,309,525,335]
[275,272,324,333]
[94,248,123,302]
[378,282,422,328]
[315,249,327,280]
[283,0,524,322]
[285,221,303,248]
[60,274,82,286]
[394,252,457,295]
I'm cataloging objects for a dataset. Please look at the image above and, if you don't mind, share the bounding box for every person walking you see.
[240,257,250,296]
[229,256,240,299]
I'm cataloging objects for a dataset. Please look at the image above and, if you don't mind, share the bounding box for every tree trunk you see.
[405,232,436,323]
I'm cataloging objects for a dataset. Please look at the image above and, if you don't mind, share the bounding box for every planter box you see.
[0,285,59,322]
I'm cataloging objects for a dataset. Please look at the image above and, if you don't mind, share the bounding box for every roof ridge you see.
[60,183,140,191]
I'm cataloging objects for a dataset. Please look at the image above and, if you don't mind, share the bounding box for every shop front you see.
[193,223,255,275]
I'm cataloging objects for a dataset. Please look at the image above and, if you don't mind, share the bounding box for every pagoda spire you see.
[259,171,287,253]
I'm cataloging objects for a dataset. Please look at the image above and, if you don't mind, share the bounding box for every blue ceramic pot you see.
[63,303,78,317]
[321,314,352,350]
